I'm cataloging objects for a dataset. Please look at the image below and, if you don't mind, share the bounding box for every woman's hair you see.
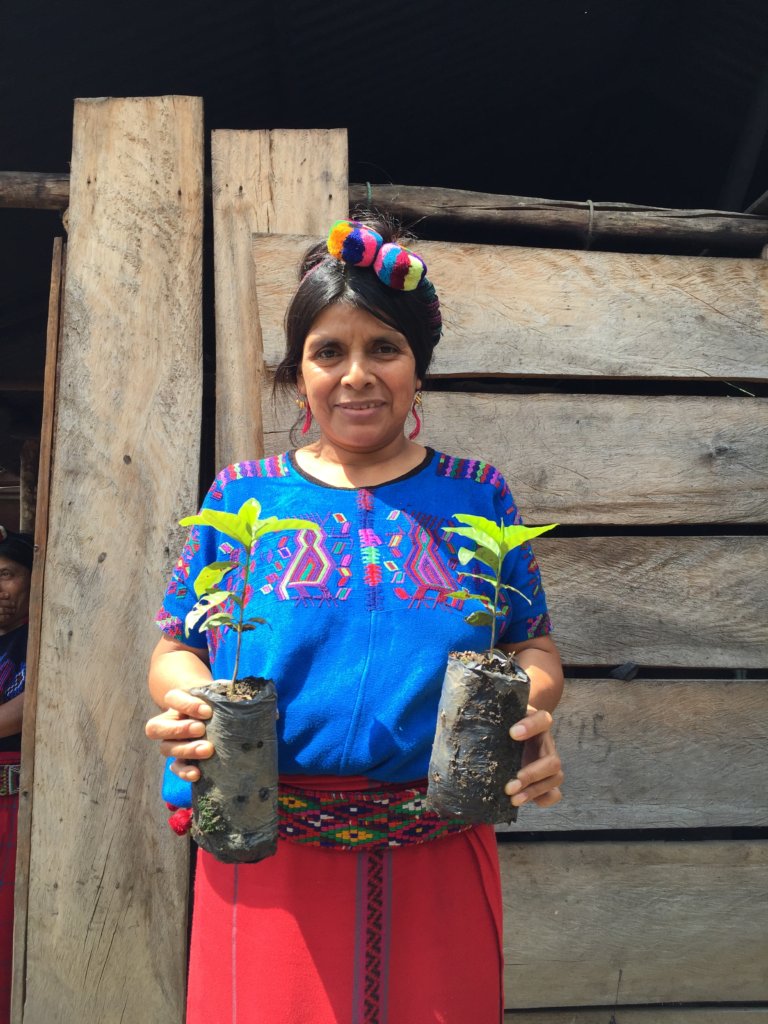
[0,527,34,571]
[273,217,441,395]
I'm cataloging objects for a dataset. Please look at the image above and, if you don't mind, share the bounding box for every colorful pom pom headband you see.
[324,220,442,346]
[327,220,429,292]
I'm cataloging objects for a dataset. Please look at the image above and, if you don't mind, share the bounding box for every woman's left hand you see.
[504,706,564,809]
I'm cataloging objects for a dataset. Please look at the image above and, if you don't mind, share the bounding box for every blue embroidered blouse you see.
[157,448,552,784]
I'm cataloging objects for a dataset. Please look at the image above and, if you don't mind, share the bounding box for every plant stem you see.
[490,551,501,651]
[231,541,250,685]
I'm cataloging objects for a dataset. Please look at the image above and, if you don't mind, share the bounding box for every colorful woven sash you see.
[0,763,20,797]
[278,780,470,851]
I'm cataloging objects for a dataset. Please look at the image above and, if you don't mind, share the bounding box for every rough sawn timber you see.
[537,535,767,668]
[212,128,347,467]
[504,1009,768,1023]
[252,234,768,380]
[501,840,768,1008]
[12,238,64,1020]
[349,181,768,253]
[498,677,768,831]
[22,96,203,1024]
[263,391,768,525]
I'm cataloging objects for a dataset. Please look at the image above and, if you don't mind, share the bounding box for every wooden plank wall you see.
[24,116,765,1020]
[20,97,204,1022]
[211,128,348,466]
[254,226,768,1018]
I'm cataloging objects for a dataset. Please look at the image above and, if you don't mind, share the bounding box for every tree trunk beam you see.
[350,182,768,252]
[5,172,768,253]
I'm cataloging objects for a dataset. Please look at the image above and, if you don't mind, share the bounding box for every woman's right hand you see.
[145,688,214,782]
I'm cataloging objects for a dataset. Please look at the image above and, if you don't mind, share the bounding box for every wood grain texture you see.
[263,391,768,524]
[12,237,64,1020]
[252,234,768,380]
[500,841,768,1007]
[349,181,768,254]
[256,431,768,669]
[499,677,768,832]
[537,536,767,668]
[213,129,347,467]
[23,97,203,1024]
[505,1009,768,1023]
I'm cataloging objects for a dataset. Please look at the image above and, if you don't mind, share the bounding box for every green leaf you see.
[184,591,233,635]
[465,610,494,626]
[453,514,504,545]
[236,498,263,543]
[443,525,500,557]
[192,560,237,598]
[457,569,498,587]
[499,522,557,558]
[180,509,251,549]
[198,612,236,632]
[253,516,320,539]
[446,589,471,601]
[498,582,533,605]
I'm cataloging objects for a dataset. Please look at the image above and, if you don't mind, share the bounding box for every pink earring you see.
[296,396,312,435]
[408,391,423,440]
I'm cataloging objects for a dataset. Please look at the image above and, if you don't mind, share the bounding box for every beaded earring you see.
[296,396,312,435]
[408,391,423,440]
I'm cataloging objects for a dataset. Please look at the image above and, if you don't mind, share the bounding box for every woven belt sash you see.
[0,763,20,797]
[278,781,470,851]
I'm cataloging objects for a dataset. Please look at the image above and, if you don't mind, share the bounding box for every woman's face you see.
[0,556,31,634]
[298,303,421,455]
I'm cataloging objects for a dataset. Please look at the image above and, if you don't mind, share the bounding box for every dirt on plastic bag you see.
[426,650,530,824]
[189,677,279,863]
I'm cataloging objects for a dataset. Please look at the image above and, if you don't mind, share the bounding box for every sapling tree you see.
[443,514,556,650]
[178,497,318,863]
[426,513,556,824]
[182,497,319,684]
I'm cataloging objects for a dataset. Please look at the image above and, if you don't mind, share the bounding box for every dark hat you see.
[0,527,34,571]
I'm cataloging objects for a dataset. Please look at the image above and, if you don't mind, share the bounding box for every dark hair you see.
[0,528,34,571]
[273,218,441,395]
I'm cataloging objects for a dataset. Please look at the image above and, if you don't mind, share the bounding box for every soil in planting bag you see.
[190,677,279,863]
[426,650,530,824]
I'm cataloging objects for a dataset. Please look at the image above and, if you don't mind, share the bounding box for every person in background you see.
[0,527,33,1023]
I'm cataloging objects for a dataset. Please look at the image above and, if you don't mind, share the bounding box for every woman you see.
[147,220,564,1024]
[0,527,33,1024]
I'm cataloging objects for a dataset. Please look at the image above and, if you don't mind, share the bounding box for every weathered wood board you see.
[501,841,768,1007]
[499,677,768,831]
[537,535,767,668]
[505,1009,768,1023]
[212,129,348,467]
[13,238,64,1020]
[23,96,203,1023]
[252,234,768,380]
[263,391,768,524]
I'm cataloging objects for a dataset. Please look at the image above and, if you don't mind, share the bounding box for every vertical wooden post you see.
[21,97,204,1023]
[211,128,348,468]
[18,441,39,534]
[12,237,64,1023]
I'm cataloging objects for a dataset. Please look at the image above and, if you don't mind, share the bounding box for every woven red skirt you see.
[0,754,20,1024]
[186,777,504,1024]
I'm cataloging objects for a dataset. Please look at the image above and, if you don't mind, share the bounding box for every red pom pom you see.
[167,807,193,836]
